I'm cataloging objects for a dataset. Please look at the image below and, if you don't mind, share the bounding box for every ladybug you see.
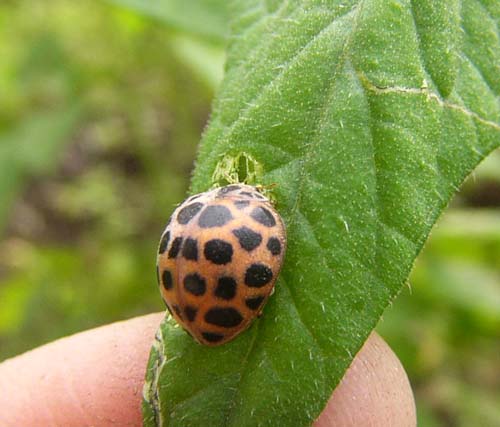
[156,184,286,346]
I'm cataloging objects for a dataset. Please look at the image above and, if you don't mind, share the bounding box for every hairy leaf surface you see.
[144,1,500,426]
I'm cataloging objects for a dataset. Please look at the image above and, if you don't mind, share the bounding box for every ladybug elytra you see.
[157,184,286,345]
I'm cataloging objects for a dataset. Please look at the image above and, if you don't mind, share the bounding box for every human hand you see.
[0,313,415,426]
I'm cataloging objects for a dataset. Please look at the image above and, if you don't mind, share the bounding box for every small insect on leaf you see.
[157,184,286,345]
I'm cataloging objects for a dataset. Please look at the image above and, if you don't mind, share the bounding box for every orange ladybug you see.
[156,184,286,345]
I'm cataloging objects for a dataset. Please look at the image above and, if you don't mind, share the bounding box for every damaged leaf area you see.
[211,152,264,187]
[144,0,500,426]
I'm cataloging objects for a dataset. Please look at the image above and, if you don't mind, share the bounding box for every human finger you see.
[0,315,415,427]
[314,332,416,427]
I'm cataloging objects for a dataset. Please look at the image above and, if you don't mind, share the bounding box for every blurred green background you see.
[0,2,498,426]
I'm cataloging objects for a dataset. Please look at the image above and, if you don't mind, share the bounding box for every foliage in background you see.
[0,0,221,352]
[106,0,229,42]
[0,1,498,426]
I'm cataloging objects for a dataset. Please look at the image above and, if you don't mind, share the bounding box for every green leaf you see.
[106,0,229,42]
[144,1,500,426]
[409,0,460,98]
[0,107,81,233]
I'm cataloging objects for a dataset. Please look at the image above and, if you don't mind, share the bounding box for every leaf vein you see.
[360,75,500,131]
[408,0,439,93]
[280,274,328,367]
[223,321,261,426]
[286,2,365,227]
[460,52,500,102]
[218,3,361,151]
[475,0,500,44]
[234,0,289,42]
[460,0,500,96]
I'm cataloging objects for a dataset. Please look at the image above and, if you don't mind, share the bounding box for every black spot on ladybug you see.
[204,239,233,265]
[205,307,243,328]
[156,265,160,285]
[240,191,255,198]
[250,206,276,227]
[158,231,170,254]
[184,305,198,322]
[173,304,183,319]
[266,237,281,255]
[232,226,262,251]
[254,193,267,200]
[214,277,237,300]
[245,296,265,310]
[168,237,183,258]
[182,238,198,261]
[162,270,173,290]
[218,185,242,195]
[198,205,233,228]
[245,263,273,287]
[177,202,204,224]
[234,200,250,209]
[202,332,224,343]
[184,273,206,296]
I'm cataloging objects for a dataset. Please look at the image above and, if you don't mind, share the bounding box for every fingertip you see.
[314,332,416,427]
[0,318,415,427]
[0,312,164,427]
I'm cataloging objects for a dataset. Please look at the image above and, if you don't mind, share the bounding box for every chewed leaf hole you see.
[211,152,263,187]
